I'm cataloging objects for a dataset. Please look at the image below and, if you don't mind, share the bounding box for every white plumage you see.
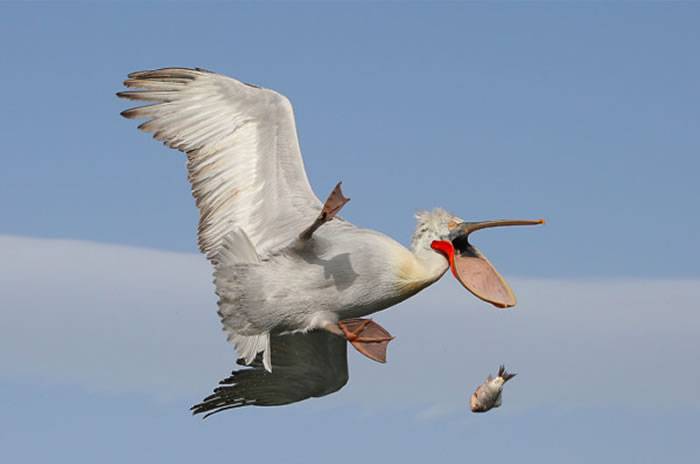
[120,67,321,261]
[119,68,541,416]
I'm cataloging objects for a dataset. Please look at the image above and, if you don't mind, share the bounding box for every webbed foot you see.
[338,318,394,363]
[299,182,350,240]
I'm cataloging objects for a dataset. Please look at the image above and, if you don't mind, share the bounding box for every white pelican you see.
[118,68,543,417]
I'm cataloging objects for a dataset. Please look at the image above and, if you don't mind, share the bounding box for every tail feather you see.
[229,332,271,372]
[214,228,271,372]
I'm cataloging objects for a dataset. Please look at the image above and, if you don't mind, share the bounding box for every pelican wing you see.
[191,331,348,418]
[119,67,321,259]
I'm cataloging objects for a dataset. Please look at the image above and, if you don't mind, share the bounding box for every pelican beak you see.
[431,219,544,308]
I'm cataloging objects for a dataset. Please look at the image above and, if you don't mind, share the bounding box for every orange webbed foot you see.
[299,182,350,240]
[338,318,394,363]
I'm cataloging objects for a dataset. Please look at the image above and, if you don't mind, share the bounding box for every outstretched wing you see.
[118,67,322,260]
[191,331,348,418]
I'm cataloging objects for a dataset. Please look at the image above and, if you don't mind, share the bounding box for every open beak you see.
[431,219,544,309]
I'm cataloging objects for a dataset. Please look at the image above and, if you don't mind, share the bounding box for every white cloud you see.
[1,235,698,414]
[0,235,226,400]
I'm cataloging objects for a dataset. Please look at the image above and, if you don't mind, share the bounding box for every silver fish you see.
[470,365,517,413]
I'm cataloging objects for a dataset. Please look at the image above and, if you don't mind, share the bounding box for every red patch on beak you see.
[430,240,456,276]
[431,239,516,309]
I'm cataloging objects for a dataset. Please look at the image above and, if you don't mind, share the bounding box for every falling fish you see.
[470,365,517,413]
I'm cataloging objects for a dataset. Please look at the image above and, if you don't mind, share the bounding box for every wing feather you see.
[191,331,349,418]
[119,67,322,260]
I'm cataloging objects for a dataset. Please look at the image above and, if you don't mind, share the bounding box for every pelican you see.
[118,68,543,417]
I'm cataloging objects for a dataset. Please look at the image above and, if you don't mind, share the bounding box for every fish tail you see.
[499,365,517,382]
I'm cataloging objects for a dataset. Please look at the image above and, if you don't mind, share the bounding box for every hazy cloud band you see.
[2,235,697,415]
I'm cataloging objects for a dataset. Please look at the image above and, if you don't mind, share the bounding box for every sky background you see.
[1,2,698,462]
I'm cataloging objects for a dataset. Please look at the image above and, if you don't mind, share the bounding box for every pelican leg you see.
[337,318,395,363]
[299,182,350,240]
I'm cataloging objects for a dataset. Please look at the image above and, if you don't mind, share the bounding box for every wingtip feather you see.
[127,67,203,80]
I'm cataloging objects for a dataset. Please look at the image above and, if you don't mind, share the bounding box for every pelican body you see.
[215,213,448,348]
[118,68,542,417]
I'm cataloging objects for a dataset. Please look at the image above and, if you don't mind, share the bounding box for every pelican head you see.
[414,209,544,308]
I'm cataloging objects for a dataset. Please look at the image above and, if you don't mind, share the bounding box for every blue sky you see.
[1,2,699,463]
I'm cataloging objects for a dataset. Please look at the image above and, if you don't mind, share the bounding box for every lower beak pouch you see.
[431,219,544,309]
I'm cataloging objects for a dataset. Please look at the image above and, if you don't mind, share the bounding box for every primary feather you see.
[119,67,322,261]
